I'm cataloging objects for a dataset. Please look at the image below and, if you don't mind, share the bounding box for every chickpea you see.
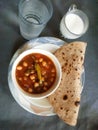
[24,84,29,88]
[35,60,38,63]
[30,70,35,74]
[24,77,27,81]
[18,77,22,81]
[25,72,30,76]
[30,75,35,80]
[16,66,22,70]
[46,65,49,69]
[32,79,35,83]
[44,82,48,86]
[41,77,45,82]
[42,70,46,75]
[28,88,33,93]
[42,61,47,67]
[43,87,47,91]
[23,61,28,67]
[39,58,43,62]
[50,78,54,82]
[25,69,31,76]
[51,69,55,73]
[34,82,39,88]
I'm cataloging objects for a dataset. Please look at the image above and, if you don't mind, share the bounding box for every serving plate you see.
[8,37,85,116]
[8,37,65,116]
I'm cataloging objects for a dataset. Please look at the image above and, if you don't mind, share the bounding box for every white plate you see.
[8,37,65,116]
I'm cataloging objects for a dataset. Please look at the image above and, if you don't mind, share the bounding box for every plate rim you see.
[8,36,85,116]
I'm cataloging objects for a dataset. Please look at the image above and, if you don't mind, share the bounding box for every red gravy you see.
[15,53,56,94]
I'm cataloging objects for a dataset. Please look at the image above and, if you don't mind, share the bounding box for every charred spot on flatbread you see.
[63,95,68,100]
[74,100,80,107]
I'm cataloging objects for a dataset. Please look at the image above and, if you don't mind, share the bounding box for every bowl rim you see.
[11,48,62,99]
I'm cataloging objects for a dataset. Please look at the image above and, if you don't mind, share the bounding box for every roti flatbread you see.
[48,41,87,126]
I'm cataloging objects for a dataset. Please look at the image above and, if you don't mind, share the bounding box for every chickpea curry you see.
[15,53,56,94]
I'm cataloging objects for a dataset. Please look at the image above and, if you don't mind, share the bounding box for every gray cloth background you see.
[0,0,98,130]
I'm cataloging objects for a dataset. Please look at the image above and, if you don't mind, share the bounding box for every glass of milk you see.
[60,4,89,39]
[19,0,53,40]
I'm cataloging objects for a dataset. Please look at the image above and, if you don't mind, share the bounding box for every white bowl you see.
[11,48,62,99]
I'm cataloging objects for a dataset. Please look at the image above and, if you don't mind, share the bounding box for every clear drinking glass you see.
[19,0,53,40]
[60,4,89,39]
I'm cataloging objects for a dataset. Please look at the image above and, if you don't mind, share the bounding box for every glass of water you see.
[19,0,53,40]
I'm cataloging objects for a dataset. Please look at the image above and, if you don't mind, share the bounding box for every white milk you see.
[60,13,85,39]
[65,13,84,35]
